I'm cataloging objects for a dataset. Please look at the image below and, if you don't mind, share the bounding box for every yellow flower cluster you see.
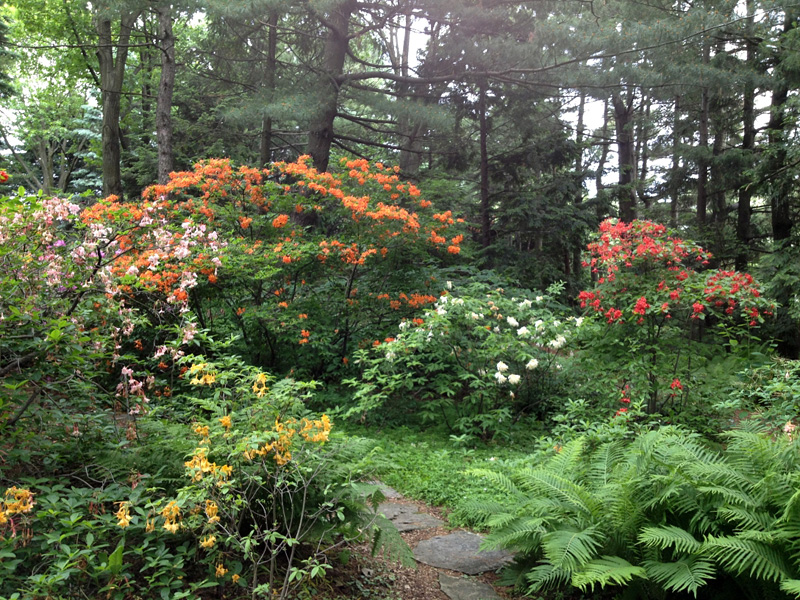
[188,363,217,386]
[252,372,269,397]
[243,415,331,465]
[115,501,132,528]
[0,487,35,525]
[205,499,220,523]
[161,500,181,533]
[185,447,233,482]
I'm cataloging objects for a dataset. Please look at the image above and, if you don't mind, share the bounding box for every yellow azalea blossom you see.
[0,509,7,525]
[232,573,240,584]
[4,487,35,514]
[219,415,232,430]
[145,519,155,533]
[188,363,207,374]
[215,563,228,577]
[205,500,220,524]
[252,372,269,397]
[217,464,233,479]
[200,535,216,549]
[163,519,181,533]
[115,501,132,529]
[193,424,210,438]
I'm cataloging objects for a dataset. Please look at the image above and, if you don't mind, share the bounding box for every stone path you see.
[374,482,513,600]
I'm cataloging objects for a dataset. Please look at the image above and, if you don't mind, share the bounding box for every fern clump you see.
[468,425,800,599]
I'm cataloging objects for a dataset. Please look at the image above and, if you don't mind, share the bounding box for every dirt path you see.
[343,483,518,600]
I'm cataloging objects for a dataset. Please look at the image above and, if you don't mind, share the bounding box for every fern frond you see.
[468,468,523,498]
[643,556,716,596]
[369,515,415,567]
[517,469,600,519]
[638,525,702,554]
[571,555,647,591]
[589,441,626,487]
[457,499,512,527]
[716,506,774,532]
[482,516,549,552]
[780,578,800,598]
[526,562,571,592]
[541,527,603,572]
[703,534,790,582]
[547,438,586,475]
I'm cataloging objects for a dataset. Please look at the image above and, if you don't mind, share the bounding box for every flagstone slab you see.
[378,502,445,531]
[413,531,513,575]
[439,574,501,600]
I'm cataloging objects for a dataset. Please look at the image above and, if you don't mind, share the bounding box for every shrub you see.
[0,357,410,599]
[82,156,467,380]
[345,281,579,440]
[576,219,774,415]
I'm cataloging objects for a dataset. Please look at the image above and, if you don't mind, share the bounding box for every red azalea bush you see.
[576,219,774,415]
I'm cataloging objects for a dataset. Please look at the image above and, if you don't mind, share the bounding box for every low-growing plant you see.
[465,425,800,599]
[345,281,579,440]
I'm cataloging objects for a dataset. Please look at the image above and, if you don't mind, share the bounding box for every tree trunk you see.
[696,42,710,228]
[259,10,279,167]
[155,5,175,184]
[612,90,636,222]
[768,9,797,244]
[596,97,610,219]
[735,2,756,271]
[95,11,140,197]
[670,96,681,227]
[307,0,356,172]
[478,80,491,253]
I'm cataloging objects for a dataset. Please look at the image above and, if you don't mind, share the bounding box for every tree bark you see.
[696,42,710,229]
[768,9,797,244]
[735,1,756,271]
[155,5,175,184]
[95,11,140,197]
[259,10,279,167]
[307,0,356,172]
[612,90,636,222]
[478,80,491,253]
[670,96,681,227]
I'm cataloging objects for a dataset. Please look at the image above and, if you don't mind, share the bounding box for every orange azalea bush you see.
[81,156,466,377]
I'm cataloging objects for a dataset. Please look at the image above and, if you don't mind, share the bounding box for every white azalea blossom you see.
[494,372,507,384]
[519,299,532,308]
[496,361,509,372]
[506,316,519,327]
[508,373,521,385]
[534,319,544,330]
[549,335,567,349]
[446,280,453,290]
[526,358,539,370]
[517,326,529,336]
[535,296,543,302]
